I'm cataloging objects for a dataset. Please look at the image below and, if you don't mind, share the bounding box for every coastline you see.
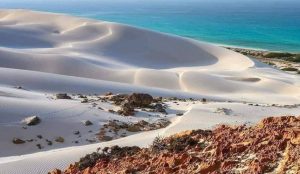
[224,46,300,74]
[1,10,300,174]
[224,46,300,59]
[183,35,300,54]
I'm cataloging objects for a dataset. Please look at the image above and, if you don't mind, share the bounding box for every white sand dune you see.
[0,9,300,174]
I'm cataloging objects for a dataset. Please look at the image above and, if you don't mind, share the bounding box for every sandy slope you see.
[0,10,299,102]
[0,9,300,174]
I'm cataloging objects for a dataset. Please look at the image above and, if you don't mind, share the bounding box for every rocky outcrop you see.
[102,93,155,116]
[109,94,128,105]
[118,102,134,116]
[51,116,300,174]
[126,93,153,107]
[152,103,166,113]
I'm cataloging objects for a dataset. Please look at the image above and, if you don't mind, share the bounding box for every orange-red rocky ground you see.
[50,116,300,174]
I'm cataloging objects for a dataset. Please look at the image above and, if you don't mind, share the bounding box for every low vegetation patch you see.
[281,67,298,71]
[263,52,294,58]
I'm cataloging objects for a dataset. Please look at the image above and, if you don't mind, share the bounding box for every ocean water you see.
[1,0,300,52]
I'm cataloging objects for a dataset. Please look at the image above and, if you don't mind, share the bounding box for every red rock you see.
[50,116,300,174]
[83,167,92,174]
[198,162,220,173]
[48,169,61,174]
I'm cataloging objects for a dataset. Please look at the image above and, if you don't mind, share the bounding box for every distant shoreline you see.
[223,47,269,57]
[216,43,299,55]
[223,46,300,58]
[224,46,300,75]
[181,35,300,54]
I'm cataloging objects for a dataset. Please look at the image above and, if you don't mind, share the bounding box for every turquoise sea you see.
[1,0,300,52]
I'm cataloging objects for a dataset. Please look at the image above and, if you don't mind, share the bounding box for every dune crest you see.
[0,10,300,174]
[0,10,299,103]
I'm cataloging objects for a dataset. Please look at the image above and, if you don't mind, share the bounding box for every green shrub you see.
[266,62,275,66]
[151,135,166,152]
[281,67,298,71]
[285,55,300,62]
[264,52,294,58]
[293,55,300,62]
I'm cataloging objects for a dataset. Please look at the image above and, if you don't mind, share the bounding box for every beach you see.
[0,9,299,174]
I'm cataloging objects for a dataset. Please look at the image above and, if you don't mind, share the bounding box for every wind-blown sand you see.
[0,10,300,174]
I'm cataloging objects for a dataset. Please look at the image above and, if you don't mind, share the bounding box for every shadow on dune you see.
[72,24,219,69]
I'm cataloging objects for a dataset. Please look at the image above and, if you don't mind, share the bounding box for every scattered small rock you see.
[153,97,163,103]
[15,86,23,89]
[215,108,232,115]
[12,138,26,144]
[81,98,88,103]
[119,102,134,116]
[73,130,80,135]
[105,92,113,96]
[137,120,148,126]
[109,94,128,105]
[36,144,43,149]
[86,139,96,143]
[99,136,113,141]
[46,139,53,146]
[55,137,65,143]
[126,125,141,132]
[108,109,116,114]
[22,115,41,126]
[55,93,72,99]
[153,103,166,113]
[78,94,87,98]
[82,120,93,126]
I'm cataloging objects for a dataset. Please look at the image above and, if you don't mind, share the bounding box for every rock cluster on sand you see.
[153,103,166,113]
[51,116,300,174]
[97,119,171,141]
[103,93,155,116]
[118,102,134,116]
[127,93,153,107]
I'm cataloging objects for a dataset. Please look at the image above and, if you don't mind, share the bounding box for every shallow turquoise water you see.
[1,0,300,52]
